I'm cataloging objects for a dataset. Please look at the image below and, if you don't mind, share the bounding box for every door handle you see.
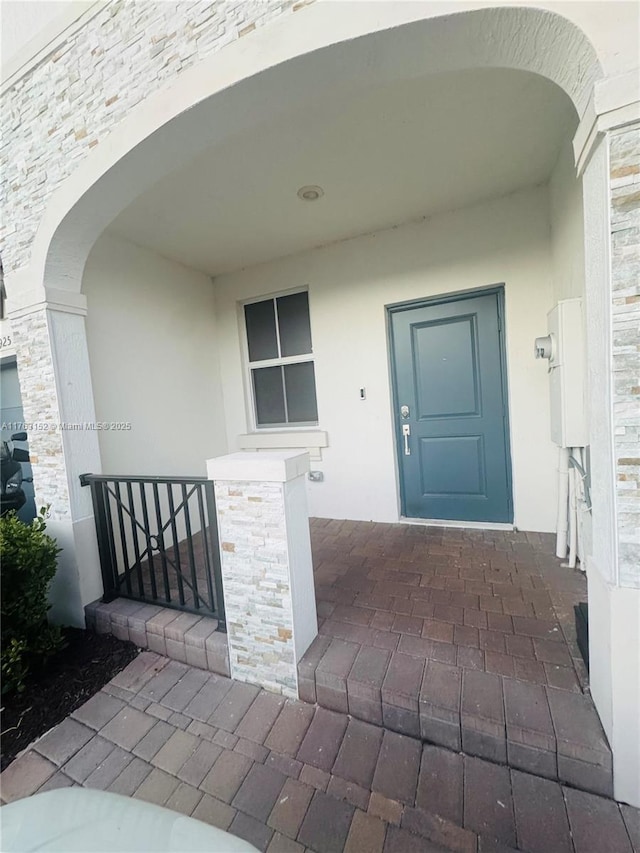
[402,423,411,456]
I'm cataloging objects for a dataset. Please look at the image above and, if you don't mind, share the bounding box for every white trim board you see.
[400,517,515,531]
[237,431,328,449]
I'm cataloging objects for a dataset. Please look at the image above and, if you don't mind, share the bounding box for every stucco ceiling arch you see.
[26,2,601,296]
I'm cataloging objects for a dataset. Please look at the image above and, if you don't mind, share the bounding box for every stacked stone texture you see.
[609,126,640,588]
[9,308,70,519]
[1,0,300,273]
[214,480,297,698]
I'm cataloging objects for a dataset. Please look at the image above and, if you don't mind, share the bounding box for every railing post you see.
[80,474,117,603]
[207,452,318,699]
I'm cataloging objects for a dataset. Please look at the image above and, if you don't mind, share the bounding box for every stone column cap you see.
[207,451,310,483]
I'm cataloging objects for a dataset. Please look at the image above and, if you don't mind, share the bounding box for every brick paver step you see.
[504,678,556,779]
[86,600,230,677]
[298,521,611,797]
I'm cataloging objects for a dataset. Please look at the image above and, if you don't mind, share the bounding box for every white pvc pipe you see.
[567,462,577,568]
[556,446,570,559]
[574,448,586,571]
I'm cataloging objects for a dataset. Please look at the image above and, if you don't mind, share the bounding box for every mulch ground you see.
[1,627,139,771]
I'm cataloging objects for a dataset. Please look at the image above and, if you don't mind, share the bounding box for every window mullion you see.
[249,354,313,369]
[281,365,289,424]
[273,297,283,359]
[278,354,314,366]
[249,357,283,369]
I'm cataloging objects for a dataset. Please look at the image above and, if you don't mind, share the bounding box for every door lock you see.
[400,405,410,419]
[402,423,411,456]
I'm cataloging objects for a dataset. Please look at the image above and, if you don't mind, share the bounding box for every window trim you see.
[240,287,319,431]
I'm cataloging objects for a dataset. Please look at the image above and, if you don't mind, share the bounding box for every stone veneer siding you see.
[214,479,298,698]
[609,125,640,588]
[1,0,305,272]
[8,308,70,519]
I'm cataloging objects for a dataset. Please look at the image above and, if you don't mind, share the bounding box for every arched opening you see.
[77,56,583,536]
[20,5,597,535]
[31,5,599,291]
[19,2,594,617]
[9,4,601,618]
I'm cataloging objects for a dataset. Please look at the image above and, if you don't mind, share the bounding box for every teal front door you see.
[389,288,512,523]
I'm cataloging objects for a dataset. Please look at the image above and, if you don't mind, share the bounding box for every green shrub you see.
[1,508,63,695]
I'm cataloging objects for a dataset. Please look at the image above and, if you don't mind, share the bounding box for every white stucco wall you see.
[548,137,590,552]
[214,186,557,531]
[550,138,586,304]
[83,232,226,477]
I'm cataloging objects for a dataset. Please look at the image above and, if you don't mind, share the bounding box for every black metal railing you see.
[80,473,225,629]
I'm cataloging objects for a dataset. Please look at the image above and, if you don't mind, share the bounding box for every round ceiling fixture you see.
[297,185,324,201]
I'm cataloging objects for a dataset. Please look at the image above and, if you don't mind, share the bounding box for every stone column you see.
[609,125,640,586]
[580,121,640,807]
[6,278,103,625]
[207,451,318,698]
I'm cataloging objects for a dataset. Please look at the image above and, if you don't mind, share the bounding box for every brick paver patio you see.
[3,520,637,852]
[300,520,613,796]
[308,520,588,693]
[2,651,638,853]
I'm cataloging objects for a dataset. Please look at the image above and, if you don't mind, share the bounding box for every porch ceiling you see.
[108,67,575,277]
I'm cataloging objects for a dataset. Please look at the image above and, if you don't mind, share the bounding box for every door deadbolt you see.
[400,405,410,419]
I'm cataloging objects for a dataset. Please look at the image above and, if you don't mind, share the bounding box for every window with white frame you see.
[244,290,318,428]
